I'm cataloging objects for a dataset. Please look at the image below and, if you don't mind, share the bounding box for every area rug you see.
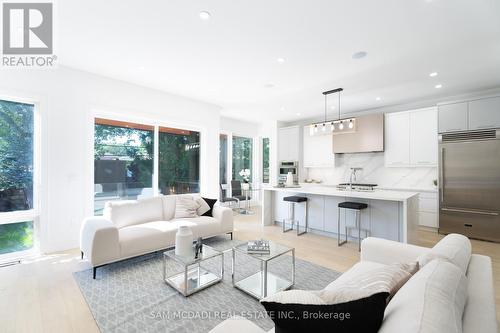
[73,236,342,333]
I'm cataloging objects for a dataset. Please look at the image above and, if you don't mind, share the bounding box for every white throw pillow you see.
[174,196,200,218]
[379,259,467,333]
[314,262,418,304]
[196,197,211,216]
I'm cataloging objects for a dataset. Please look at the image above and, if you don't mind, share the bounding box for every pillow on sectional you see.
[196,197,211,216]
[315,262,419,303]
[261,291,388,333]
[174,196,200,218]
[201,197,217,217]
[378,259,467,333]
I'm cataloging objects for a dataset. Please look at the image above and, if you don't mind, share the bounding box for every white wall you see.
[0,66,221,253]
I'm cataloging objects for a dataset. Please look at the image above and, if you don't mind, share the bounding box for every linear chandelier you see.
[309,88,356,136]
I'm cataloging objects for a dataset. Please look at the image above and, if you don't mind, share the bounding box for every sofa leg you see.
[93,267,97,279]
[81,251,84,260]
[228,232,233,240]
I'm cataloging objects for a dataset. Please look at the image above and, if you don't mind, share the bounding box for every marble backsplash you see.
[303,152,438,191]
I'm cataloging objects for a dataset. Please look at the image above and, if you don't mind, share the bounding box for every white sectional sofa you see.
[80,195,233,278]
[210,234,497,333]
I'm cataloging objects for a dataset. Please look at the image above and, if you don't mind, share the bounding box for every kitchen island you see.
[262,185,419,244]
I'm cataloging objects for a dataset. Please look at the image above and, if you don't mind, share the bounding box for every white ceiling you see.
[58,0,500,122]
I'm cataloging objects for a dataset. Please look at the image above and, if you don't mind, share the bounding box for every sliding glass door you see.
[219,134,228,185]
[93,118,201,214]
[232,136,253,182]
[158,127,200,195]
[94,118,154,215]
[0,99,36,256]
[262,137,270,183]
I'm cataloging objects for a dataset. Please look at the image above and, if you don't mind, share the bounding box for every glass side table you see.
[232,241,295,300]
[163,245,223,296]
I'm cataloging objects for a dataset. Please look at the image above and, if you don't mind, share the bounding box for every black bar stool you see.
[337,201,369,251]
[283,196,308,236]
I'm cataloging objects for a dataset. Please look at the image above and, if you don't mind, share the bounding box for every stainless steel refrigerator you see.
[439,129,500,242]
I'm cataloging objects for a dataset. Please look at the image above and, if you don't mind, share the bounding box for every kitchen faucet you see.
[349,167,363,190]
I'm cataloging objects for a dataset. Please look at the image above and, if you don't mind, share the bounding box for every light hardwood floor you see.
[1,208,499,332]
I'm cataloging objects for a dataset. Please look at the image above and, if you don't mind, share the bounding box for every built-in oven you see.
[279,161,299,184]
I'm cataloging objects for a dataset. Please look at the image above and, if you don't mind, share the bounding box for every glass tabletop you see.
[234,240,293,261]
[164,245,221,265]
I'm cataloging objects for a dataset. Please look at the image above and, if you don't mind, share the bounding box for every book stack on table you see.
[247,239,270,254]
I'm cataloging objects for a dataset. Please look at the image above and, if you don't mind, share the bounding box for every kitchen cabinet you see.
[278,126,300,161]
[410,108,438,166]
[303,126,335,167]
[385,112,410,166]
[385,108,438,167]
[468,97,500,130]
[438,102,468,133]
[438,96,500,133]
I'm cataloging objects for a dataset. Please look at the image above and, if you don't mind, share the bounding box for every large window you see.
[232,136,253,182]
[262,137,270,183]
[219,134,228,184]
[0,99,35,255]
[94,118,154,215]
[158,127,200,195]
[94,118,201,213]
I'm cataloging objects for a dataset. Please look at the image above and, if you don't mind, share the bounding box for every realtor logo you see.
[2,1,56,67]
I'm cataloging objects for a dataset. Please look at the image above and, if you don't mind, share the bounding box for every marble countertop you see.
[264,185,419,202]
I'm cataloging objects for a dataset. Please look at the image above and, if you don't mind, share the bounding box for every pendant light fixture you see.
[308,88,356,136]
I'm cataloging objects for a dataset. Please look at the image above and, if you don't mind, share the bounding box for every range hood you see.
[332,113,384,153]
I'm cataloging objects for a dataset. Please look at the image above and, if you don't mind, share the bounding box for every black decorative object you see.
[194,237,203,259]
[201,197,217,217]
[261,292,389,333]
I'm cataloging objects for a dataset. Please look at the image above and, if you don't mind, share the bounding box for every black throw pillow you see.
[260,292,389,333]
[201,197,217,217]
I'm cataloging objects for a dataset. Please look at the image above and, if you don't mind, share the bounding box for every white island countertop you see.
[264,185,418,202]
[262,184,420,244]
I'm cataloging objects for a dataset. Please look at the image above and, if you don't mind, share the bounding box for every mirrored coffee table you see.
[163,245,223,296]
[232,241,295,300]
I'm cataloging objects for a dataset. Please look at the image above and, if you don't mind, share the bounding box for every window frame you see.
[90,111,204,214]
[0,94,41,259]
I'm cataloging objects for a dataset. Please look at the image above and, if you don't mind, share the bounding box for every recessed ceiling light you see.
[199,11,211,20]
[296,113,301,116]
[429,72,438,77]
[352,51,367,59]
[435,84,443,89]
[280,106,285,111]
[264,83,275,88]
[375,97,381,101]
[277,58,285,63]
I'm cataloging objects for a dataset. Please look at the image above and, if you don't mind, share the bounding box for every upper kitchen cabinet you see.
[468,97,500,130]
[410,108,438,166]
[438,102,468,133]
[385,111,410,166]
[278,125,301,161]
[438,96,500,133]
[303,126,334,167]
[385,107,438,167]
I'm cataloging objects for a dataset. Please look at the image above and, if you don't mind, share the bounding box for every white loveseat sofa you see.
[80,195,233,279]
[210,234,497,333]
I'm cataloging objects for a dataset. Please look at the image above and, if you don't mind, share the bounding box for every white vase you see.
[175,226,193,257]
[286,172,294,187]
[242,182,250,190]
